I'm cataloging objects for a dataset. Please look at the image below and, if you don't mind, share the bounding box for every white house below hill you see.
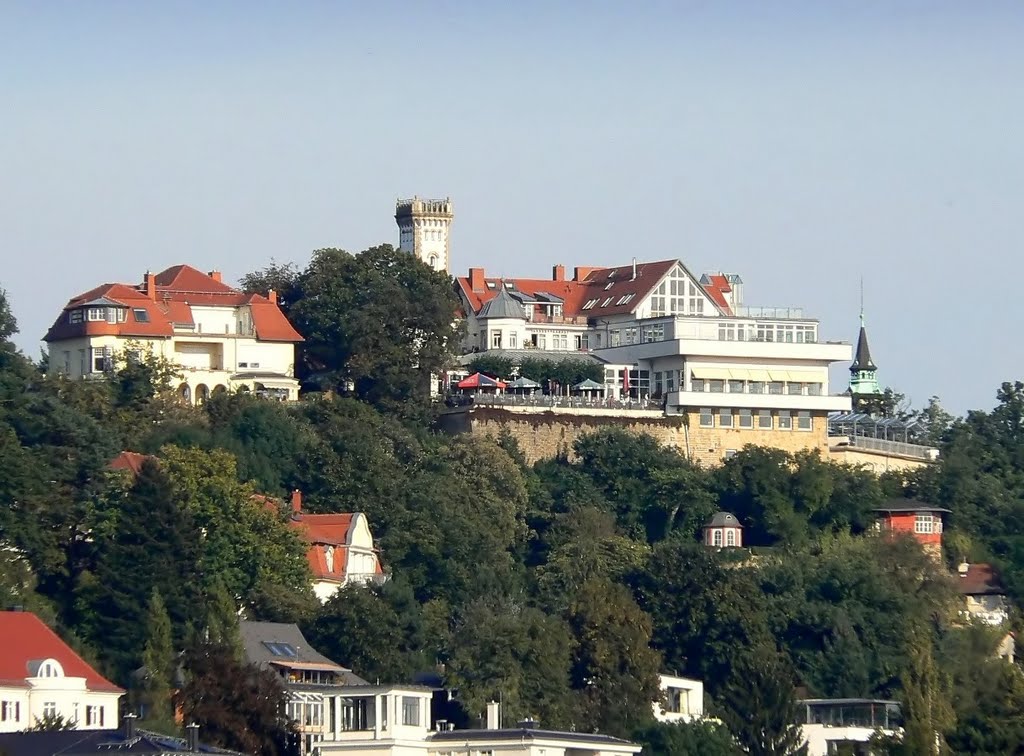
[0,611,123,733]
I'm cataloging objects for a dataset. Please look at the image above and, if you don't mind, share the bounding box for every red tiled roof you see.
[455,259,681,319]
[957,563,1005,596]
[44,265,302,344]
[293,514,355,546]
[108,451,157,476]
[0,612,123,692]
[702,274,734,315]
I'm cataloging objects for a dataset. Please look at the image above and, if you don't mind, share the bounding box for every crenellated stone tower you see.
[395,196,454,273]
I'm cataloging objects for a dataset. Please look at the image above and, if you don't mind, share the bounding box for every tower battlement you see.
[396,197,453,218]
[395,195,454,273]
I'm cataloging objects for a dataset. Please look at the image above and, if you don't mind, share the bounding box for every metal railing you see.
[840,435,938,460]
[448,393,659,412]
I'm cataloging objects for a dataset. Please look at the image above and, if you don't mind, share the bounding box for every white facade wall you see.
[801,723,896,756]
[48,328,298,403]
[653,674,704,723]
[0,662,121,733]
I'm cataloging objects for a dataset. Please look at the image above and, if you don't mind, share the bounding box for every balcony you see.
[528,312,589,325]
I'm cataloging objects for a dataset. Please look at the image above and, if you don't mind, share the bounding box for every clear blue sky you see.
[2,1,1021,415]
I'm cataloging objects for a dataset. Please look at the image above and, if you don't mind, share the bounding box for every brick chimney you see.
[573,266,597,282]
[208,270,222,283]
[552,264,565,282]
[291,490,302,517]
[469,267,486,292]
[145,272,157,300]
[268,289,277,305]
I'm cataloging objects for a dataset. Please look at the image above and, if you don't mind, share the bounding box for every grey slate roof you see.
[705,511,741,528]
[239,621,368,685]
[850,326,876,372]
[0,729,243,755]
[478,285,527,320]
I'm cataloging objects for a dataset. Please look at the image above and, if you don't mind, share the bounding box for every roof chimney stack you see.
[469,267,486,293]
[518,718,539,730]
[185,723,200,752]
[122,713,137,739]
[291,490,302,517]
[145,272,157,301]
[552,264,565,282]
[268,289,278,305]
[208,270,222,283]
[486,701,501,730]
[631,257,637,281]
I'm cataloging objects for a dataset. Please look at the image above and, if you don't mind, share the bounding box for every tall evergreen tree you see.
[719,651,807,756]
[78,459,201,681]
[898,626,953,756]
[140,589,175,722]
[567,578,662,736]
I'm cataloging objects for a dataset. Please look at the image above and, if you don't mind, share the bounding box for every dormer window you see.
[325,546,335,573]
[133,308,150,323]
[68,310,84,324]
[87,308,106,322]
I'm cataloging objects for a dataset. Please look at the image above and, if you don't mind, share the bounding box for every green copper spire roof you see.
[849,307,881,395]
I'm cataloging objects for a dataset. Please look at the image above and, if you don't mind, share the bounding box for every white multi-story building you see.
[0,611,123,733]
[44,265,302,403]
[453,260,852,462]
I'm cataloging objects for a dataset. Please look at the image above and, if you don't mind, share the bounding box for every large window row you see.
[698,408,813,431]
[691,378,822,397]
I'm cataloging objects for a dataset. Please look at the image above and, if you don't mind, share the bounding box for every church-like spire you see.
[849,285,881,396]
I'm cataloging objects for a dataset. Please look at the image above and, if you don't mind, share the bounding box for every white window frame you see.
[914,515,934,534]
[699,408,714,428]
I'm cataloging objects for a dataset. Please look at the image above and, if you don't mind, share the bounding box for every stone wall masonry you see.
[441,406,830,466]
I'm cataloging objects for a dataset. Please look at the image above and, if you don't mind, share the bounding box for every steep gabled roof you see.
[851,325,876,372]
[0,611,123,692]
[455,259,683,320]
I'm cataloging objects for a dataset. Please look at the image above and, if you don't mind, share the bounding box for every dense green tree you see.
[633,720,740,756]
[465,354,515,380]
[159,445,313,609]
[385,437,529,605]
[534,505,648,612]
[567,578,662,736]
[286,245,463,412]
[0,286,17,343]
[305,582,427,683]
[719,652,807,756]
[239,260,301,310]
[178,641,299,756]
[636,540,772,694]
[75,459,202,681]
[571,428,715,542]
[445,598,574,728]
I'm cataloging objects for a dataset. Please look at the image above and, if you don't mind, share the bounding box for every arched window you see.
[325,546,335,573]
[726,530,735,547]
[713,530,723,547]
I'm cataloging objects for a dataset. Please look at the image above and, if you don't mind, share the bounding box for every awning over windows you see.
[782,370,824,383]
[690,367,825,383]
[690,367,772,381]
